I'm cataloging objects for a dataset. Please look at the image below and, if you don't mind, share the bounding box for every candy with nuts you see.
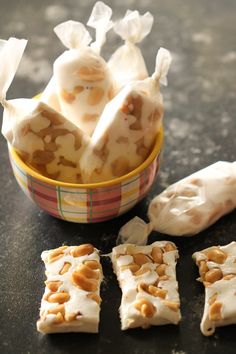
[53,2,115,136]
[193,242,236,336]
[118,161,236,245]
[80,47,171,183]
[0,37,90,183]
[37,244,103,334]
[111,241,181,330]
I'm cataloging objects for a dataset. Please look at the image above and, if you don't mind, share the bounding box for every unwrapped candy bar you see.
[193,242,236,336]
[111,241,181,330]
[37,244,103,333]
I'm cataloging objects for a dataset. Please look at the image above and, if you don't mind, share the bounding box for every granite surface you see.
[0,0,236,353]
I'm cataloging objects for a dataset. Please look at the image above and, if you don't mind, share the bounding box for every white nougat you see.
[193,242,236,336]
[80,47,171,183]
[111,242,181,330]
[53,3,115,136]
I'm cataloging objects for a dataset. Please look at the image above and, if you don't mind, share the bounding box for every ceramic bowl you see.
[8,127,163,223]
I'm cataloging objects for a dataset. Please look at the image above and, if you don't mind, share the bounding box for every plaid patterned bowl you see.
[8,127,163,223]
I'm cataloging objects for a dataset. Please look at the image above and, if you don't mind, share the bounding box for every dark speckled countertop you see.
[0,1,236,353]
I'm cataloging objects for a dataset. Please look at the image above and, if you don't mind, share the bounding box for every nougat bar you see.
[37,244,103,333]
[111,241,181,330]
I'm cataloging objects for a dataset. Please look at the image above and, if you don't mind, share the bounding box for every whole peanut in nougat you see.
[80,48,171,183]
[53,3,115,136]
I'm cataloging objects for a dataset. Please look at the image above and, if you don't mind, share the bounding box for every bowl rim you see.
[8,125,163,189]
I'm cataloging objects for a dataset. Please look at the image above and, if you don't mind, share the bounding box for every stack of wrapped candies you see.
[0,2,172,184]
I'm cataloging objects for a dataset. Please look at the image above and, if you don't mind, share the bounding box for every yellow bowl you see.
[8,127,163,223]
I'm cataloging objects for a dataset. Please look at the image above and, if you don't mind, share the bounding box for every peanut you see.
[71,271,97,292]
[116,136,129,144]
[163,301,180,312]
[73,85,84,95]
[205,268,223,283]
[44,142,57,152]
[206,248,227,264]
[199,260,209,279]
[58,156,76,168]
[87,293,102,305]
[31,150,55,165]
[209,302,222,321]
[48,304,65,316]
[65,313,77,322]
[208,293,218,306]
[76,264,99,279]
[148,286,167,299]
[151,247,163,264]
[120,263,140,274]
[54,312,64,324]
[134,299,156,318]
[47,292,70,304]
[70,244,94,258]
[137,283,149,293]
[111,156,130,177]
[60,89,75,103]
[164,243,176,252]
[136,137,148,158]
[135,267,150,276]
[156,264,167,277]
[45,280,62,292]
[133,253,152,266]
[83,260,101,270]
[82,113,99,121]
[77,66,105,82]
[47,246,68,263]
[87,87,104,106]
[59,262,71,275]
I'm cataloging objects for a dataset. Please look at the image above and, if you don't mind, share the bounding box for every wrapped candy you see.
[0,38,89,183]
[80,47,172,183]
[53,2,115,136]
[108,10,153,93]
[41,76,61,113]
[117,161,236,244]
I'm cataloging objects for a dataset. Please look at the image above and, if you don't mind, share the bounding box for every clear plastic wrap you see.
[108,10,153,93]
[80,47,171,183]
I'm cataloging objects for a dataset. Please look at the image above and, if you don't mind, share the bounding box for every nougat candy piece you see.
[149,161,236,236]
[53,5,114,136]
[3,99,89,183]
[111,241,181,330]
[193,242,236,336]
[80,48,171,183]
[37,244,103,333]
